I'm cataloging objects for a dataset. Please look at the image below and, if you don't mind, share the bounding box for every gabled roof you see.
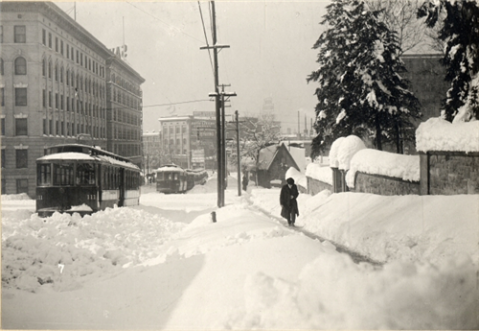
[257,144,300,171]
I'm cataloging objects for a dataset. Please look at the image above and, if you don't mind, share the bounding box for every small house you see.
[257,144,300,188]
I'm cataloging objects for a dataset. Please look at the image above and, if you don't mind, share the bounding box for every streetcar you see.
[155,165,208,193]
[36,144,140,217]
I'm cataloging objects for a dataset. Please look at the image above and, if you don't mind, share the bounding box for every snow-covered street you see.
[2,177,478,330]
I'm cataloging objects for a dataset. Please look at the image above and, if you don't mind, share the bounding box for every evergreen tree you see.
[418,0,479,122]
[308,0,421,153]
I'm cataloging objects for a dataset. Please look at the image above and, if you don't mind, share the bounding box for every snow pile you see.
[416,117,479,152]
[346,149,420,188]
[285,167,307,189]
[1,193,32,201]
[1,207,186,292]
[299,192,479,265]
[336,135,366,170]
[328,136,345,168]
[227,251,478,330]
[305,162,333,185]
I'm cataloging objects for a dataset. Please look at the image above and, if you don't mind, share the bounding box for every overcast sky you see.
[55,1,329,133]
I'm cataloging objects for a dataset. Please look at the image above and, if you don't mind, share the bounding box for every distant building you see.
[142,131,161,177]
[158,114,217,170]
[0,1,144,196]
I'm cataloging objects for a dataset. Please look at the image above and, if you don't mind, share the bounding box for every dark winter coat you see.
[280,183,299,220]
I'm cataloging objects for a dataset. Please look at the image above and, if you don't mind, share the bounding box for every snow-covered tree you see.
[307,0,421,153]
[233,112,281,171]
[418,0,479,122]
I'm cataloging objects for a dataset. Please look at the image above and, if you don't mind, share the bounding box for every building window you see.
[16,178,28,194]
[60,66,63,83]
[1,58,3,75]
[66,69,69,85]
[55,93,58,109]
[16,150,28,168]
[14,57,27,75]
[48,91,52,107]
[0,26,3,43]
[48,32,52,48]
[14,26,26,43]
[55,37,58,52]
[1,118,5,135]
[54,63,58,81]
[61,40,64,55]
[42,58,46,76]
[15,88,27,106]
[15,118,28,136]
[61,95,64,110]
[1,149,5,168]
[42,29,46,45]
[48,60,52,78]
[43,119,46,134]
[76,50,79,64]
[1,88,4,106]
[42,89,46,108]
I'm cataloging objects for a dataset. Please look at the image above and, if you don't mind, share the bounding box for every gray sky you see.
[56,1,329,133]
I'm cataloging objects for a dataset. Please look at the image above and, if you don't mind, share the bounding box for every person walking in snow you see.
[280,177,299,226]
[242,172,249,191]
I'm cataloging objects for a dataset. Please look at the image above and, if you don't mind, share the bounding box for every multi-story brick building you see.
[0,1,144,197]
[142,130,161,178]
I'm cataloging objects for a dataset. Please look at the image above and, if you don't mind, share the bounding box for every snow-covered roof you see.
[416,117,479,153]
[37,152,95,161]
[257,145,279,170]
[37,153,140,170]
[155,165,185,173]
[346,149,420,188]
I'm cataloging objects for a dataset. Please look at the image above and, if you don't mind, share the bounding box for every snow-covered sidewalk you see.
[2,182,478,329]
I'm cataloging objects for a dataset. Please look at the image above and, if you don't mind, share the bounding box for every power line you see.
[126,2,204,43]
[197,1,214,76]
[142,99,210,108]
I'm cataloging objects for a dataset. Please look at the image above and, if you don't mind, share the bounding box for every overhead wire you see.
[126,2,204,43]
[197,1,215,77]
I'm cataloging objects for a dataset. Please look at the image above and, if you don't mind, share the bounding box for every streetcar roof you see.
[37,152,140,170]
[37,152,95,161]
[155,166,184,172]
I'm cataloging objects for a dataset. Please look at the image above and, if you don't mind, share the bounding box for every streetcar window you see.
[174,173,178,180]
[53,163,74,186]
[76,163,96,185]
[157,172,164,181]
[37,164,51,186]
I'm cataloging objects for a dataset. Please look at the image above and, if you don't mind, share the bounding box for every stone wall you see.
[351,172,420,195]
[307,177,333,196]
[421,152,479,195]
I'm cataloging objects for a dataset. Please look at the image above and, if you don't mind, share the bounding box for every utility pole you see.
[235,110,241,196]
[200,1,231,207]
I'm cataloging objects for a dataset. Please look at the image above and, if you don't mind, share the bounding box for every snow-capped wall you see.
[328,137,345,168]
[329,135,366,170]
[305,163,333,186]
[346,149,420,188]
[336,135,367,171]
[416,117,479,153]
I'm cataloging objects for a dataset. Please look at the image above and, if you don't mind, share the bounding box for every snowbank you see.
[416,117,479,152]
[1,207,186,292]
[285,167,307,188]
[299,192,479,265]
[1,193,32,201]
[305,163,333,185]
[346,149,420,188]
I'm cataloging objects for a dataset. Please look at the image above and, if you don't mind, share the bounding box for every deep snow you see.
[2,176,478,330]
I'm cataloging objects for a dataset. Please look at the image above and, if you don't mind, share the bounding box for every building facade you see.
[158,115,216,170]
[142,131,161,178]
[0,1,144,197]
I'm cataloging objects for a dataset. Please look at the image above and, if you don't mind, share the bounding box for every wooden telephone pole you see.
[200,1,236,207]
